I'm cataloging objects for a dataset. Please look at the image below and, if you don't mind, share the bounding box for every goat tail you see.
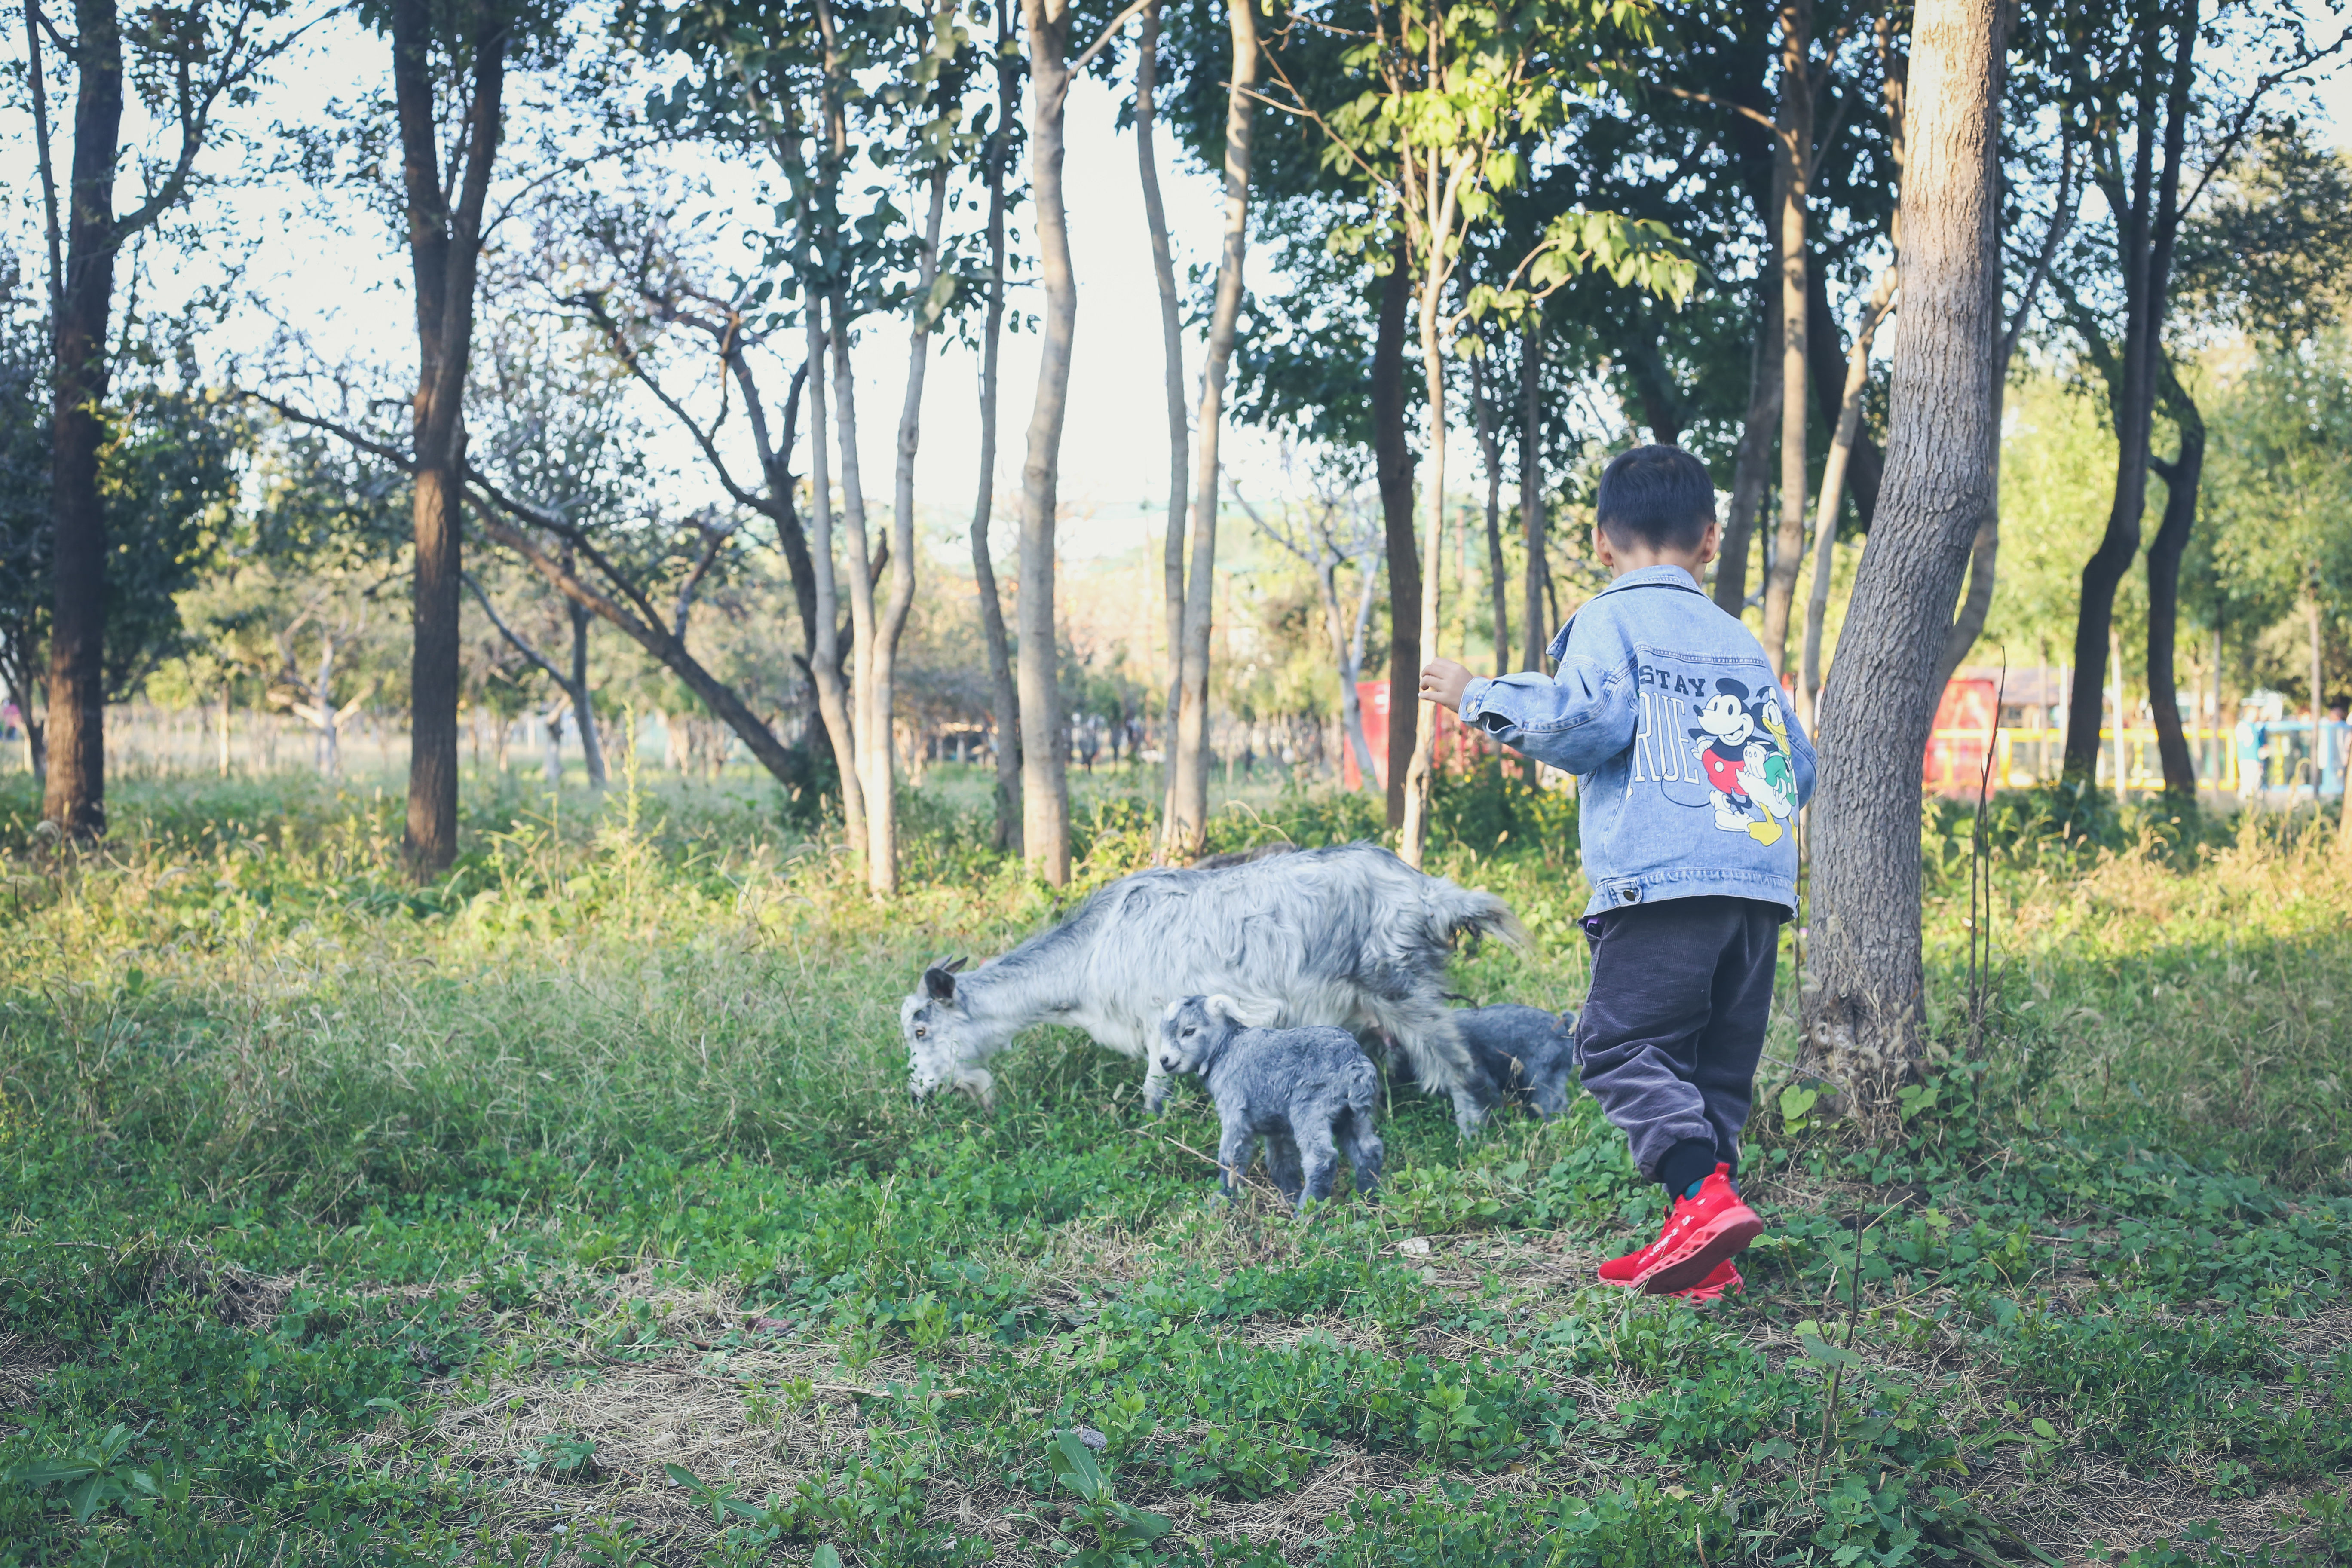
[1428,882,1531,953]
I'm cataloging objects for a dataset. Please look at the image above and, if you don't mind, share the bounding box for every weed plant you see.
[0,768,2348,1565]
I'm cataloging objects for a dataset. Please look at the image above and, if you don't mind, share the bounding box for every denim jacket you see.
[1459,564,1818,918]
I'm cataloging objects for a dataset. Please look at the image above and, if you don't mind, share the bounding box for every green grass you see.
[0,767,2349,1566]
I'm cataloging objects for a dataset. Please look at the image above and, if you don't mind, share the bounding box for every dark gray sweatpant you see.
[1576,895,1782,1184]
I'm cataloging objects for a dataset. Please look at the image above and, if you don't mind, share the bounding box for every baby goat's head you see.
[1155,994,1241,1077]
[902,957,994,1105]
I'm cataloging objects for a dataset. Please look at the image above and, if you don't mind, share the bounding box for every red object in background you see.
[1925,677,1998,794]
[1342,680,1519,790]
[1344,682,1391,791]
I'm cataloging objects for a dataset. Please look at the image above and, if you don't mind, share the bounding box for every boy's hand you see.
[1418,658,1474,712]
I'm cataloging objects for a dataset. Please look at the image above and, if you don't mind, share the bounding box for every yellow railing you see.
[1926,726,2245,793]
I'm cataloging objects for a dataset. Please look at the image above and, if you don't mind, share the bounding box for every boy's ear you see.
[1694,514,1721,568]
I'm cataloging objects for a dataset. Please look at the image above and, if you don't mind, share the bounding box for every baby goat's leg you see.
[1294,1124,1340,1207]
[1335,1103,1384,1200]
[1265,1132,1307,1207]
[1142,1057,1173,1115]
[1215,1121,1255,1200]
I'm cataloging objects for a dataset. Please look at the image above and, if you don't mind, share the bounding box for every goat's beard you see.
[943,1066,995,1106]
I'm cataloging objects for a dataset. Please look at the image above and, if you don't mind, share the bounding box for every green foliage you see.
[0,777,2347,1564]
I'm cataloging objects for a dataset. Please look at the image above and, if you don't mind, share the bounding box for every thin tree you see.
[1798,265,1895,730]
[1516,319,1545,671]
[31,0,303,837]
[971,7,1022,851]
[870,0,963,894]
[1471,351,1509,676]
[1015,0,1077,882]
[1231,474,1382,786]
[1801,0,2004,1115]
[1168,0,1260,855]
[2050,0,2346,785]
[1263,0,1693,866]
[391,0,511,874]
[1134,0,1188,845]
[1757,0,1810,675]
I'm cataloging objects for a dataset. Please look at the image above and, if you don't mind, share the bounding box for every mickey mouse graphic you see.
[1689,678,1796,845]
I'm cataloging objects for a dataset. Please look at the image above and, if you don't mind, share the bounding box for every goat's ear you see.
[946,955,971,974]
[922,964,959,1003]
[1204,993,1239,1024]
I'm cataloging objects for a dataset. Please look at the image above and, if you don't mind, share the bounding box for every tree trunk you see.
[827,297,891,883]
[1760,0,1812,676]
[802,300,869,849]
[2142,412,2202,798]
[1806,266,1887,530]
[2063,2,2196,784]
[42,0,126,841]
[1474,354,1510,676]
[1801,271,1895,731]
[315,634,340,778]
[2310,588,2324,785]
[1375,249,1418,821]
[1169,0,1258,857]
[567,597,607,787]
[1519,324,1546,671]
[867,168,949,894]
[1717,273,1783,615]
[1017,0,1075,883]
[393,0,507,876]
[1136,0,1189,845]
[974,16,1022,854]
[1802,0,2003,1115]
[1398,254,1453,869]
[1337,548,1379,787]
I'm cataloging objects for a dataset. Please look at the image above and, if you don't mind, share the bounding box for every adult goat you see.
[900,843,1526,1133]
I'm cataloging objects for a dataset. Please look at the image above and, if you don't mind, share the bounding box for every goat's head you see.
[1155,994,1240,1077]
[903,957,994,1105]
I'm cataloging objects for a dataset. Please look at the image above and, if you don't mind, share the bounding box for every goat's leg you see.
[1360,988,1499,1136]
[1265,1132,1306,1207]
[1532,1064,1571,1119]
[1215,1122,1255,1201]
[1142,1058,1173,1115]
[1294,1126,1339,1208]
[1336,1104,1384,1201]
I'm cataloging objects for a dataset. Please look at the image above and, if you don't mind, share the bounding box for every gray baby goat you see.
[1155,995,1384,1210]
[1451,1005,1579,1118]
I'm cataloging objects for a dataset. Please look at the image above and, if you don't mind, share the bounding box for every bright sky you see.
[6,12,2351,570]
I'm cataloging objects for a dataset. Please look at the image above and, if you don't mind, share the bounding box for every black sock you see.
[1658,1138,1719,1200]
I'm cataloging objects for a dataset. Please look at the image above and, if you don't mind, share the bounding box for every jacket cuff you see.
[1458,676,1495,720]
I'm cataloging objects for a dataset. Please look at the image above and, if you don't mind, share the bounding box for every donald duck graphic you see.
[1687,678,1798,845]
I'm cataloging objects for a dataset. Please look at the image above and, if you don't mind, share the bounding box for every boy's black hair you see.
[1595,444,1717,553]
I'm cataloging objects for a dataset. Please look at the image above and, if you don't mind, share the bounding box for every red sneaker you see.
[1597,1238,1657,1286]
[1668,1259,1742,1303]
[1633,1164,1764,1295]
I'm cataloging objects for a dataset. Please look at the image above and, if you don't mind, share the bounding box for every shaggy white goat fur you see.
[900,842,1526,1133]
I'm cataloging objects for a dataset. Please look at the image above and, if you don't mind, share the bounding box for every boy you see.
[1418,444,1816,1300]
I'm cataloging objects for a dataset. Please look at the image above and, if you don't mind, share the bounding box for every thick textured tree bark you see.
[1802,0,2003,1113]
[867,167,950,894]
[1760,0,1812,676]
[1801,270,1896,731]
[2144,381,2203,797]
[1473,355,1509,676]
[1519,325,1546,672]
[1136,0,1188,841]
[392,0,506,876]
[1718,277,1783,615]
[2063,1,2196,783]
[1017,0,1075,882]
[804,302,869,851]
[1375,252,1419,822]
[973,18,1021,853]
[1169,0,1258,856]
[41,0,126,840]
[1932,518,1998,690]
